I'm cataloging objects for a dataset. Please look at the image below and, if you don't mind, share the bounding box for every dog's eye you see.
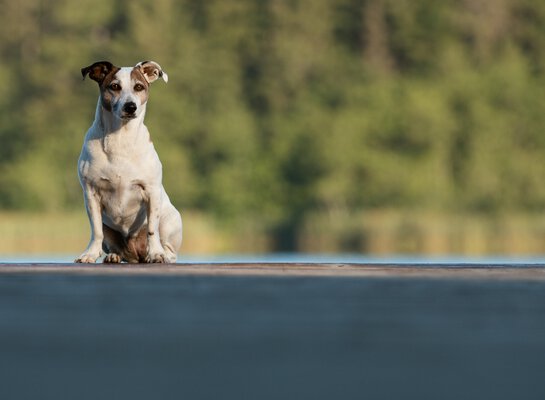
[134,83,145,92]
[109,83,121,91]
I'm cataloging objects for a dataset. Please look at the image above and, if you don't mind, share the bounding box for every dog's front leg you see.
[144,185,167,263]
[75,184,104,263]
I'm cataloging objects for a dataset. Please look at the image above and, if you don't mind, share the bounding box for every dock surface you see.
[1,262,545,399]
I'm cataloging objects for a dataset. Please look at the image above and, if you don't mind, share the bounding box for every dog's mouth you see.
[120,113,137,120]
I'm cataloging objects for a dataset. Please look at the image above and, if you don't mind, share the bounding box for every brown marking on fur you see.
[102,223,149,263]
[126,227,149,263]
[138,61,164,83]
[102,223,125,255]
[130,68,150,90]
[99,69,123,112]
[81,61,120,85]
[130,68,150,105]
[81,62,122,113]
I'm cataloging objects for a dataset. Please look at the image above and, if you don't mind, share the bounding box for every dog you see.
[75,60,182,264]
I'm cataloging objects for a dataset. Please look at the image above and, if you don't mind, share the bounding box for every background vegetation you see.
[2,0,545,255]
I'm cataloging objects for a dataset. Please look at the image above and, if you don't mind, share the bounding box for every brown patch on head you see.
[81,61,120,85]
[135,60,168,83]
[130,68,149,90]
[82,61,121,112]
[99,70,122,112]
[130,67,150,105]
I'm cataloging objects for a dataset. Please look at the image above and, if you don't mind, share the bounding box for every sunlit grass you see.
[0,211,251,256]
[300,211,545,256]
[1,211,545,257]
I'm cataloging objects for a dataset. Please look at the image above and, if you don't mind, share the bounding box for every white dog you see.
[75,60,182,264]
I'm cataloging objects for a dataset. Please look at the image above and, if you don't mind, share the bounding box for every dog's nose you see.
[123,102,137,114]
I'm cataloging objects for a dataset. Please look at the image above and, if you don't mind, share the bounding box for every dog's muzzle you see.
[122,102,138,118]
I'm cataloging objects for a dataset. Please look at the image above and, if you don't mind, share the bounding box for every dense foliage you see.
[2,0,545,248]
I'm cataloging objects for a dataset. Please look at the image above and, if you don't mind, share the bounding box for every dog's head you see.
[81,61,168,121]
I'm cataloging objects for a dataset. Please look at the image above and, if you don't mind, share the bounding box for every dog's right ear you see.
[81,61,118,84]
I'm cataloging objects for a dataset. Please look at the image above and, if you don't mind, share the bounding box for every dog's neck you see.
[93,99,148,155]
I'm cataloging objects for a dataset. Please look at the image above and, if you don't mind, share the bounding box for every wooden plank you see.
[1,261,545,399]
[1,262,545,280]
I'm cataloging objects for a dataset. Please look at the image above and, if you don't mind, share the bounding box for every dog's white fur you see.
[75,61,182,263]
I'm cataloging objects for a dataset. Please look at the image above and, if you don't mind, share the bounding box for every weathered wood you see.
[1,262,545,280]
[1,262,545,399]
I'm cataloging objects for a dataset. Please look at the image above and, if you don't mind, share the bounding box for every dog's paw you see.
[145,252,167,264]
[103,253,122,264]
[75,252,100,263]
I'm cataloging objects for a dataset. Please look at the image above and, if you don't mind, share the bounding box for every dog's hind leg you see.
[102,224,124,263]
[125,228,149,263]
[102,224,148,263]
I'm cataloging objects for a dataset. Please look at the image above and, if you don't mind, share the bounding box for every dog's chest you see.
[84,155,152,219]
[94,158,146,194]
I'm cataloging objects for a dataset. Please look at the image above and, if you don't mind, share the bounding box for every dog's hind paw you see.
[103,253,122,264]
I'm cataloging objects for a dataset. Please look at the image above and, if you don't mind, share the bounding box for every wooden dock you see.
[2,261,545,279]
[1,262,545,399]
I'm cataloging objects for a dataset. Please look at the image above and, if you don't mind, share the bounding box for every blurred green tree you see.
[2,0,545,250]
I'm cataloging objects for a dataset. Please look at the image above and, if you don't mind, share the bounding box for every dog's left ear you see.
[135,61,169,84]
[81,61,119,84]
